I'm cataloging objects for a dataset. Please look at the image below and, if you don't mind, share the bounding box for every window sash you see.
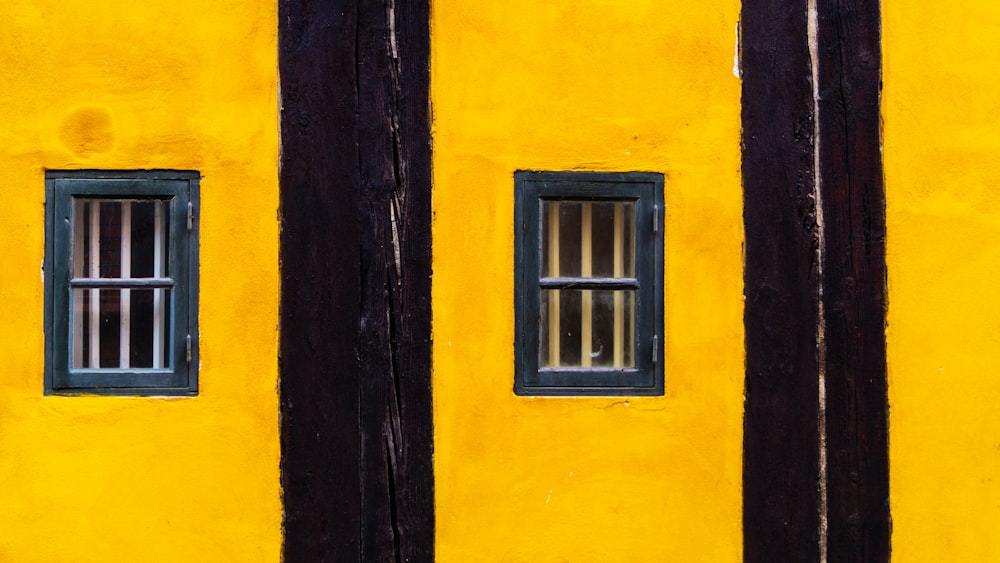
[514,171,663,395]
[44,172,199,395]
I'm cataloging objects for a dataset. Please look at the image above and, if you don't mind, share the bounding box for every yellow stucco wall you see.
[0,2,280,561]
[884,2,1000,560]
[431,1,743,560]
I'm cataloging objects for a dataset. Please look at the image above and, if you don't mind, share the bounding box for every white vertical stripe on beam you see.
[808,0,829,559]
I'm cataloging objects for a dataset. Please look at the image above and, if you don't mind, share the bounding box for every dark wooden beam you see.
[741,0,822,560]
[815,0,890,560]
[743,0,889,560]
[355,0,434,561]
[279,0,434,560]
[279,1,362,559]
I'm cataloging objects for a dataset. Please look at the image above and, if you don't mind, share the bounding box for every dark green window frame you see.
[514,171,664,396]
[44,170,199,395]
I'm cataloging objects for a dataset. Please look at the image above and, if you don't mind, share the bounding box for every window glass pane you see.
[129,288,172,368]
[130,200,169,278]
[539,289,634,368]
[72,199,169,279]
[72,288,172,369]
[541,200,634,278]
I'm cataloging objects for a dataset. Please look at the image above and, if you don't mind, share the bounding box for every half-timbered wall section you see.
[0,1,281,561]
[9,0,1000,561]
[432,1,745,560]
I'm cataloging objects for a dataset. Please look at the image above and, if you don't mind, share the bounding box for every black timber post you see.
[815,0,890,560]
[741,0,822,559]
[278,0,434,561]
[742,0,889,560]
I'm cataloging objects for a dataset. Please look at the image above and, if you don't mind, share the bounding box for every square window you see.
[514,171,664,395]
[44,171,199,395]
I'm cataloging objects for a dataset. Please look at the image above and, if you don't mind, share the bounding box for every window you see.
[44,171,199,395]
[514,171,664,396]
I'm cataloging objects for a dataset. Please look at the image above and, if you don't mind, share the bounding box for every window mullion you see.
[72,199,85,368]
[547,202,560,367]
[89,201,100,369]
[153,201,165,369]
[120,201,131,369]
[580,202,593,368]
[613,202,624,368]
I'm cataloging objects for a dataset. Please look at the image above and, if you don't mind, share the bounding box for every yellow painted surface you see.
[884,2,1000,560]
[431,2,743,561]
[0,2,280,561]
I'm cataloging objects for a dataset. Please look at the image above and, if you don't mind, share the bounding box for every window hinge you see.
[187,202,194,231]
[653,205,659,233]
[186,335,192,364]
[652,335,658,364]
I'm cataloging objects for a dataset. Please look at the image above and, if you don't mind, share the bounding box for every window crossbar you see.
[69,278,175,289]
[538,277,638,289]
[69,368,173,375]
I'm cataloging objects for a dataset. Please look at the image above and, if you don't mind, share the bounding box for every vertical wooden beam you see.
[355,0,434,560]
[278,0,364,559]
[741,0,822,560]
[744,0,889,560]
[815,0,890,560]
[279,0,363,559]
[279,0,433,561]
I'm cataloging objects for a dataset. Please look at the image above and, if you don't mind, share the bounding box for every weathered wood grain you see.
[741,0,822,560]
[279,0,433,560]
[816,0,890,560]
[743,0,889,560]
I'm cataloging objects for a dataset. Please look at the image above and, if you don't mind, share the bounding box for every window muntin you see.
[515,171,664,396]
[45,171,199,395]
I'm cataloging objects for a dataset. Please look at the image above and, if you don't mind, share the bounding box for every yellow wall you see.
[431,1,743,560]
[884,2,1000,560]
[0,1,280,561]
